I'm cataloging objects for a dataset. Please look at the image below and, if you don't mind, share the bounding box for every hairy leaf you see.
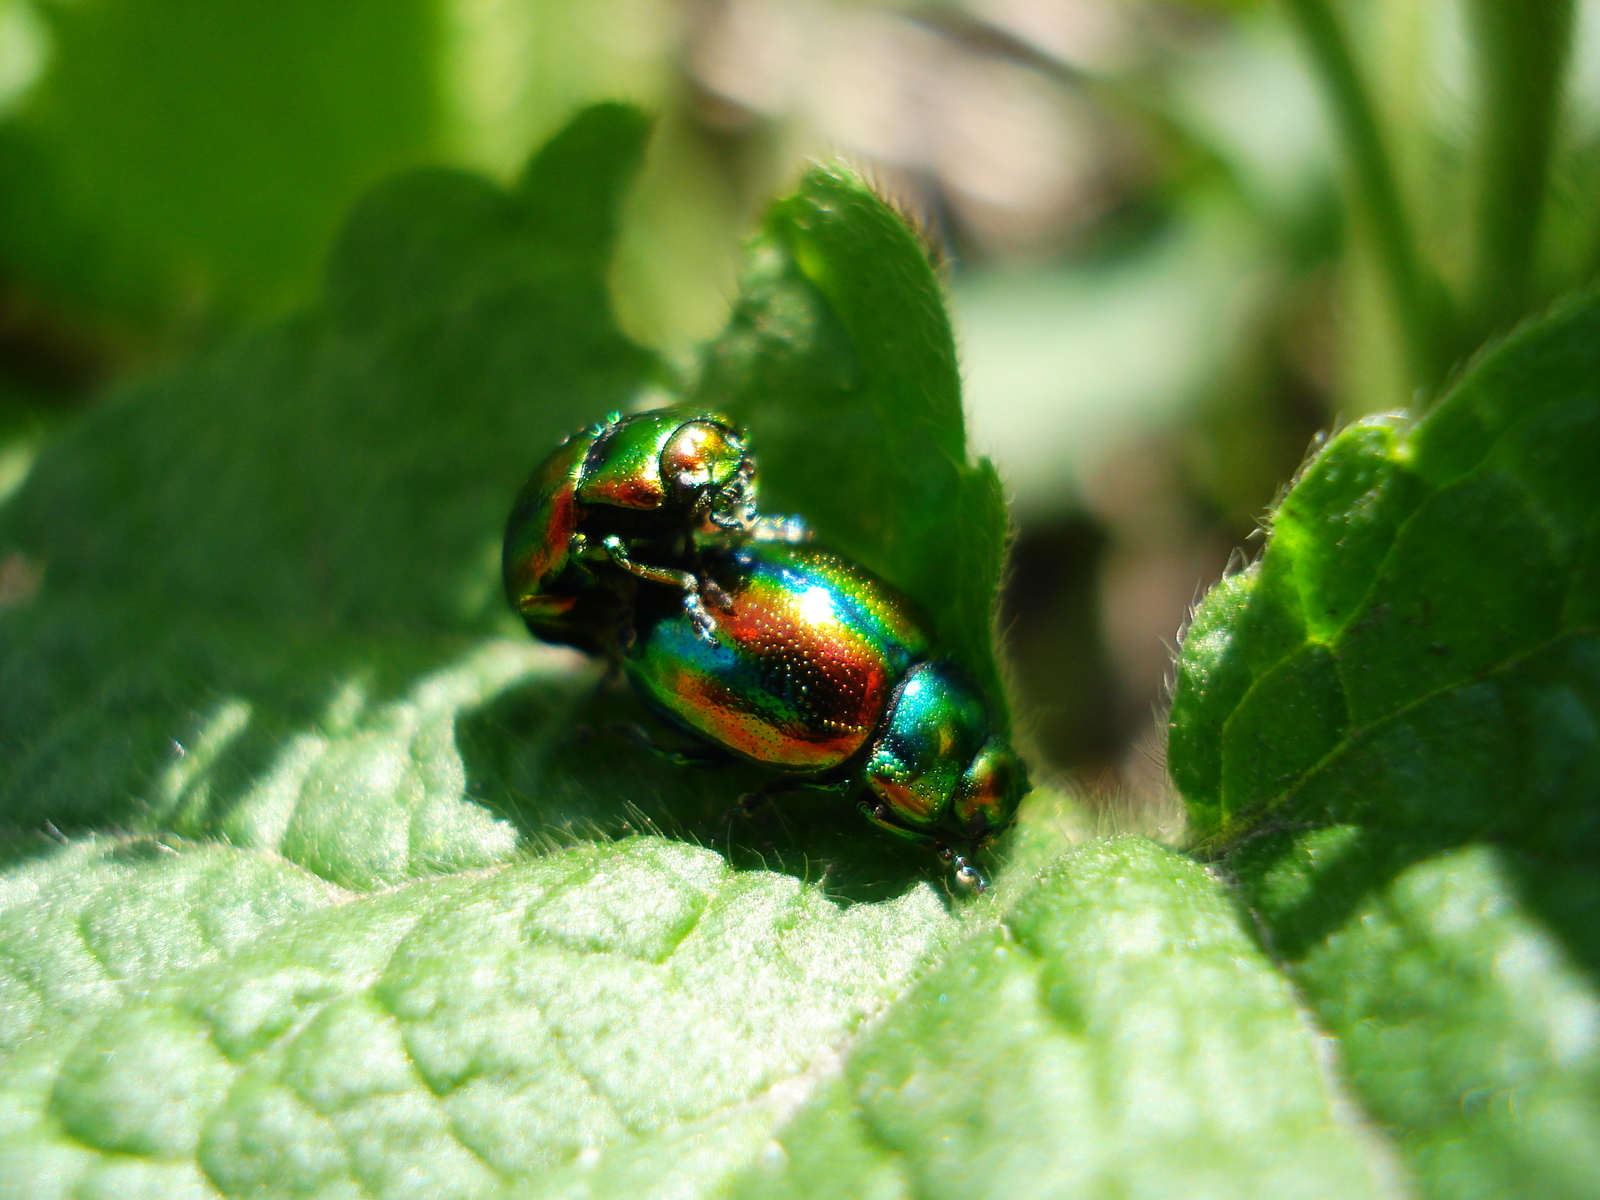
[730,838,1397,1200]
[1170,291,1600,1197]
[0,838,955,1199]
[0,92,1017,898]
[0,104,653,885]
[1171,294,1600,851]
[1235,827,1600,1200]
[0,100,1446,1198]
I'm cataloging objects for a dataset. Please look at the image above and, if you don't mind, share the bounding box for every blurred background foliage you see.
[1,0,1595,828]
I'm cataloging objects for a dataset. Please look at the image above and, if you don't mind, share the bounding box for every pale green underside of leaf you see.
[1237,828,1600,1200]
[0,836,1404,1200]
[1169,291,1600,1198]
[730,837,1398,1200]
[0,838,954,1200]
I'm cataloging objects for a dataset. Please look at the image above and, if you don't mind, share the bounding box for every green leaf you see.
[0,106,1017,1197]
[0,103,997,904]
[6,0,440,320]
[1169,290,1600,1196]
[0,102,654,884]
[1173,292,1600,850]
[729,837,1396,1199]
[0,836,346,1055]
[696,166,1010,714]
[1234,827,1600,1200]
[0,837,957,1198]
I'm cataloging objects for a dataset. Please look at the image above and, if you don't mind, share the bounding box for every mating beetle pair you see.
[502,409,756,655]
[502,408,1027,890]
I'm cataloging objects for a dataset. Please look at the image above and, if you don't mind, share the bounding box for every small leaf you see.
[1170,291,1600,1196]
[1172,292,1600,853]
[698,165,1010,714]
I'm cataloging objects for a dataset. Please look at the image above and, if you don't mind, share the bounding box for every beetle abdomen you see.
[626,545,928,770]
[502,427,599,610]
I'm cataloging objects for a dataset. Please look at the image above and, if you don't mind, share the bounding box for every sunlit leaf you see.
[1170,290,1600,1197]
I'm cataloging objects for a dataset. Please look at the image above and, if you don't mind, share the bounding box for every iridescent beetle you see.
[620,541,1029,890]
[503,412,1027,890]
[502,409,759,655]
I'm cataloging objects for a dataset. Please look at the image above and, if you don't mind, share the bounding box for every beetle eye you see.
[662,421,746,499]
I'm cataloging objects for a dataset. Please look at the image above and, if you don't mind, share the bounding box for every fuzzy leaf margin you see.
[1169,292,1600,1199]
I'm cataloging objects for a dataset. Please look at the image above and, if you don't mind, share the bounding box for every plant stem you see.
[1463,0,1576,344]
[1280,0,1449,396]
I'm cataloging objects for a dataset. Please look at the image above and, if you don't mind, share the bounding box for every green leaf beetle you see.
[502,409,761,655]
[619,540,1028,890]
[502,410,1026,889]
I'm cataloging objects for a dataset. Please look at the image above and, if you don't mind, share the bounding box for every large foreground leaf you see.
[0,101,976,1193]
[0,834,1408,1200]
[1170,292,1600,1198]
[0,103,652,885]
[0,838,955,1199]
[1234,827,1600,1200]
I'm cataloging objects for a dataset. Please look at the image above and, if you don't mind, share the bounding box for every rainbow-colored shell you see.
[625,543,1027,849]
[626,543,927,770]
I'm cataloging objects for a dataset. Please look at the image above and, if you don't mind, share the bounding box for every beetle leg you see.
[732,779,797,816]
[611,722,733,769]
[951,857,988,893]
[597,535,691,587]
[685,539,734,614]
[600,535,719,641]
[937,846,989,894]
[680,592,718,642]
[856,799,939,847]
[722,776,849,836]
[733,775,848,814]
[698,567,733,613]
